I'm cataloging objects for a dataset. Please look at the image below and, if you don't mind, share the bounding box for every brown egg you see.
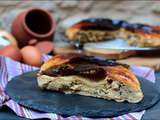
[21,46,42,67]
[0,45,22,61]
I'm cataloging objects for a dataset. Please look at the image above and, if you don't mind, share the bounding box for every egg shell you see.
[21,46,42,67]
[0,45,22,61]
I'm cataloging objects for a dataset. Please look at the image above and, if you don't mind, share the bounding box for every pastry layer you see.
[38,54,143,103]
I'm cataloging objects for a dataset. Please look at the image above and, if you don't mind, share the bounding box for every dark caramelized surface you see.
[42,55,128,81]
[73,18,160,34]
[77,18,126,31]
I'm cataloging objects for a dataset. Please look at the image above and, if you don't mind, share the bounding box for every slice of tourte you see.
[37,54,143,103]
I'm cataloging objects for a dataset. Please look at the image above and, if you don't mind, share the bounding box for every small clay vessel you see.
[11,8,56,48]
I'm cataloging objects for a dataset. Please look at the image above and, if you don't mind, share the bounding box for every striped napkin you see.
[0,55,155,120]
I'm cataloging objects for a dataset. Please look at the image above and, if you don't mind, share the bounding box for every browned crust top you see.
[39,54,140,91]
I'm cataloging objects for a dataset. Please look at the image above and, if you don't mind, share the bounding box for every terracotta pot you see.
[11,8,56,48]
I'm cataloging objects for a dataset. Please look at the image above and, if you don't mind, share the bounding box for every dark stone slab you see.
[142,72,160,120]
[5,71,160,118]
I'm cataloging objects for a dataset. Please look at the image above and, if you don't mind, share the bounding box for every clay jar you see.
[11,8,56,48]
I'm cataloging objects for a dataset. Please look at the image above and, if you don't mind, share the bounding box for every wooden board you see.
[54,32,137,59]
[53,33,160,71]
[54,44,160,71]
[83,47,137,59]
[118,57,160,71]
[54,41,137,59]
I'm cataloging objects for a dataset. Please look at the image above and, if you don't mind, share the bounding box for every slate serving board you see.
[6,71,160,118]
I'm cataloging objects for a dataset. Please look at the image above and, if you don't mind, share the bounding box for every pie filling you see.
[38,74,143,103]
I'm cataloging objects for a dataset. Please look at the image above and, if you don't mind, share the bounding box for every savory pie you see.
[65,18,160,47]
[65,18,123,43]
[37,54,143,103]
